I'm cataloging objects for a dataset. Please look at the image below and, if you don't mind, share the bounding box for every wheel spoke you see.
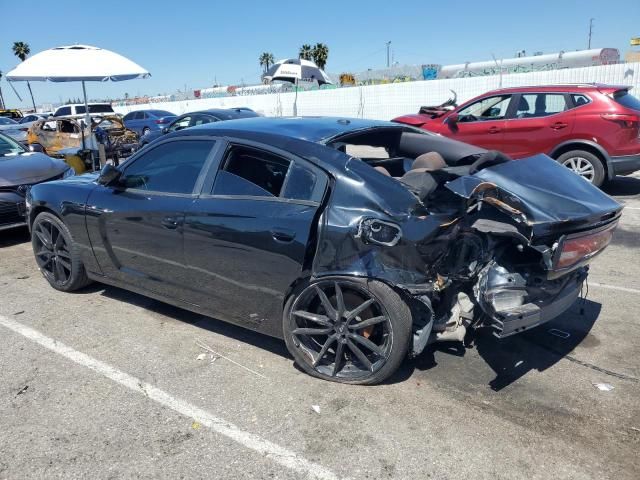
[332,341,344,376]
[56,249,71,260]
[345,298,375,322]
[35,228,52,248]
[346,338,373,371]
[57,257,72,271]
[35,248,51,258]
[348,333,384,356]
[315,285,337,321]
[292,327,333,336]
[334,282,345,318]
[54,231,65,249]
[348,315,387,330]
[313,334,337,367]
[293,310,332,327]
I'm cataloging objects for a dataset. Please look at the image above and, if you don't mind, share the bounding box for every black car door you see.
[183,141,328,336]
[86,137,219,300]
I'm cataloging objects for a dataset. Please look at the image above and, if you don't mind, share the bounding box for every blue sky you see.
[1,0,639,107]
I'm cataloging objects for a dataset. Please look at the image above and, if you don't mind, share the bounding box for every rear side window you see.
[613,90,640,111]
[571,94,591,107]
[55,107,71,116]
[213,146,289,197]
[282,162,327,202]
[123,112,134,121]
[515,93,567,118]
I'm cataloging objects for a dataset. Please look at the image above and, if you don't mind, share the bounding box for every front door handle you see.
[161,216,180,229]
[550,122,569,130]
[487,126,501,134]
[271,228,296,243]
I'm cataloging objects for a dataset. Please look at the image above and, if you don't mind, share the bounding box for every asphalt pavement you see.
[0,173,639,480]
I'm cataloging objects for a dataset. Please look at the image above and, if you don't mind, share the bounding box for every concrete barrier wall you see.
[114,62,640,121]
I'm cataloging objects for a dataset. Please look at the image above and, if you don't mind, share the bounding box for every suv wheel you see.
[557,150,605,187]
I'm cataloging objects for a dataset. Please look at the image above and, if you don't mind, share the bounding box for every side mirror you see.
[28,144,44,153]
[162,127,169,134]
[446,112,459,125]
[97,164,122,186]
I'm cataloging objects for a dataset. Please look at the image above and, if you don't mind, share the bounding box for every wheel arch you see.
[549,140,613,180]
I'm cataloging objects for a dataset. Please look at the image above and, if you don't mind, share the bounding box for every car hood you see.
[0,152,69,187]
[446,154,623,237]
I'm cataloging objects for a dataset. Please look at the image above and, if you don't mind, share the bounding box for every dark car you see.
[122,109,177,137]
[393,84,640,186]
[0,132,73,231]
[139,108,259,146]
[26,117,621,384]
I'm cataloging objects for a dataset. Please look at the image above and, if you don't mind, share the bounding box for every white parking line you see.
[589,282,640,294]
[0,315,340,480]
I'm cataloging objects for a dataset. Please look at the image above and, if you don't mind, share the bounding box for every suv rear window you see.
[76,104,115,115]
[612,90,640,111]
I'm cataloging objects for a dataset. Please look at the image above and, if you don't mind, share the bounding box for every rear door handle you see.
[161,216,180,229]
[550,122,569,130]
[487,126,501,134]
[271,228,296,243]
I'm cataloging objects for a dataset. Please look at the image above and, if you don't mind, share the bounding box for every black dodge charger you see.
[26,117,622,384]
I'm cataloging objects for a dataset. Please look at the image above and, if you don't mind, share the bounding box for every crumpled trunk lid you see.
[445,154,623,239]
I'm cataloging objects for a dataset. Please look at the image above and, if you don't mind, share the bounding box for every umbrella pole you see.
[293,77,298,116]
[81,81,97,171]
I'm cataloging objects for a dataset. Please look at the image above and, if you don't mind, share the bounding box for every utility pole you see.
[386,41,391,68]
[588,18,594,49]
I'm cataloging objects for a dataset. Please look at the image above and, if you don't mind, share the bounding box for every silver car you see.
[0,117,28,144]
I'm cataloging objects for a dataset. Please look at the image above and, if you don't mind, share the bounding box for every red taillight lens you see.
[601,113,640,128]
[555,224,616,269]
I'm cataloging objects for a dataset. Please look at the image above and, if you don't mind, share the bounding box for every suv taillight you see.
[600,113,640,128]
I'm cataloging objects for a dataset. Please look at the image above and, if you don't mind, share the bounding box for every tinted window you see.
[613,90,640,111]
[121,140,215,194]
[55,107,71,116]
[0,117,17,125]
[282,162,327,202]
[0,134,25,156]
[213,146,289,197]
[571,94,591,107]
[458,95,511,121]
[149,110,174,117]
[75,104,114,114]
[123,112,134,121]
[515,93,567,118]
[192,115,214,126]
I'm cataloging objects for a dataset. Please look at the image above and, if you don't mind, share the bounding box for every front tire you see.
[31,212,92,292]
[557,150,605,187]
[283,277,412,385]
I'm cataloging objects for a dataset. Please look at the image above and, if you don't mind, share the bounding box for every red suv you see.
[393,84,640,186]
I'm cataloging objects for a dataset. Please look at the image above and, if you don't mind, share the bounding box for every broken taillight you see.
[554,223,617,270]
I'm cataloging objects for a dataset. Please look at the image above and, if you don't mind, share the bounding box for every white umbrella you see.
[6,44,150,127]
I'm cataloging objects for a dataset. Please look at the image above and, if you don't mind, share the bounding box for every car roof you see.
[484,83,631,95]
[182,108,260,120]
[184,116,403,143]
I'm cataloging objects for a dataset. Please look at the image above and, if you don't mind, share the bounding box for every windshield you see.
[0,133,26,157]
[0,117,18,126]
[613,90,640,111]
[149,110,174,117]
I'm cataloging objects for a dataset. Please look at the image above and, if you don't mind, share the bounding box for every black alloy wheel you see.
[283,278,412,384]
[31,212,92,292]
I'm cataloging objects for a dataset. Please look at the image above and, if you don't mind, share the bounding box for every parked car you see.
[140,108,260,146]
[27,116,139,173]
[53,103,115,119]
[0,109,24,120]
[122,109,177,137]
[0,132,73,231]
[27,117,621,384]
[0,116,29,144]
[393,84,640,186]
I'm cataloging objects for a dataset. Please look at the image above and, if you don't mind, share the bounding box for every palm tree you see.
[259,52,275,74]
[312,43,329,70]
[299,44,313,61]
[0,70,5,109]
[12,41,36,110]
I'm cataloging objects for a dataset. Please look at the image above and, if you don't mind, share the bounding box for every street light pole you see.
[386,41,391,68]
[588,18,594,49]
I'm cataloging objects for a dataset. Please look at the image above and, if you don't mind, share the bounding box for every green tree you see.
[312,43,329,70]
[299,44,313,61]
[259,52,275,74]
[12,41,36,110]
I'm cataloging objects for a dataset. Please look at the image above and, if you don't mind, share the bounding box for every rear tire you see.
[557,150,605,187]
[283,277,412,385]
[31,212,92,292]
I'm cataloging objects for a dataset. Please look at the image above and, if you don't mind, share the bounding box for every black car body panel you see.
[27,118,621,350]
